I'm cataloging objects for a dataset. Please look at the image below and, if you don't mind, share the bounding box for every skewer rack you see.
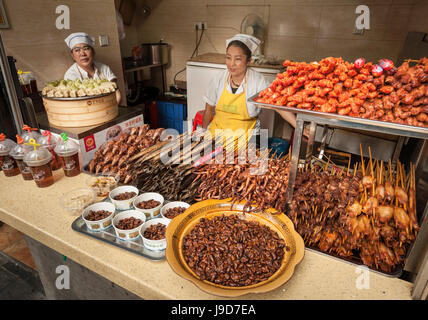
[249,93,428,295]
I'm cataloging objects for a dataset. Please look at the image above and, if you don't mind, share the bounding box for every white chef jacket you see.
[203,68,269,119]
[64,61,117,81]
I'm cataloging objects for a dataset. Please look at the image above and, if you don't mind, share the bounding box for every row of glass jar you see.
[0,129,81,188]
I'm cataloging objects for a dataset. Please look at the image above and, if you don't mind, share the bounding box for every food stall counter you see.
[0,171,414,300]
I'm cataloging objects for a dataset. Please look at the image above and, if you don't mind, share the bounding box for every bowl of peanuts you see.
[133,192,164,219]
[160,201,190,221]
[112,209,146,241]
[140,217,170,250]
[82,201,115,232]
[109,185,139,210]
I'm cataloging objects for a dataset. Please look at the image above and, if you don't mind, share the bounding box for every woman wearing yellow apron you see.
[202,34,297,147]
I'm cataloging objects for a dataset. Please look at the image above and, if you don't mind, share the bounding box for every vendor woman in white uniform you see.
[202,34,298,140]
[64,32,121,104]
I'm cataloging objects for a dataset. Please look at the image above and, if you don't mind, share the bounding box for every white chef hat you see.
[226,34,261,54]
[64,32,95,50]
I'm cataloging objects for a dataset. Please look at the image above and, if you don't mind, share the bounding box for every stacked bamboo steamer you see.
[42,92,118,127]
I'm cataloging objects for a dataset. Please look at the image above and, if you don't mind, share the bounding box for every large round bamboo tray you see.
[165,199,305,297]
[42,91,118,127]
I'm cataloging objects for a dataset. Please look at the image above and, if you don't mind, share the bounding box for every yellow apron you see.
[208,72,256,147]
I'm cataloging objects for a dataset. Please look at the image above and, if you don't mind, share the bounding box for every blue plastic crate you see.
[156,101,187,120]
[158,118,185,134]
[268,137,290,158]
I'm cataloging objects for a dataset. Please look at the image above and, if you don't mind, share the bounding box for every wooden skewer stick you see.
[324,156,331,172]
[405,168,411,192]
[395,161,400,207]
[375,160,378,185]
[368,146,374,179]
[399,163,408,211]
[399,162,405,189]
[338,166,345,177]
[360,144,365,176]
[395,161,400,187]
[366,147,376,198]
[347,157,351,176]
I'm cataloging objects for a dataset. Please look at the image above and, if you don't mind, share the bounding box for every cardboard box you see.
[41,114,144,170]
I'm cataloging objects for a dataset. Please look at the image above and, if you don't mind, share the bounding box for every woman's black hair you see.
[227,40,251,61]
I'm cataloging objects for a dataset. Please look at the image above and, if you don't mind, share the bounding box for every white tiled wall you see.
[121,0,428,88]
[2,0,126,105]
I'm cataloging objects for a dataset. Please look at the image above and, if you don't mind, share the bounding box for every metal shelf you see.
[248,92,428,202]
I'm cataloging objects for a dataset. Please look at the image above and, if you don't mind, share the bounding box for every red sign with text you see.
[84,134,96,152]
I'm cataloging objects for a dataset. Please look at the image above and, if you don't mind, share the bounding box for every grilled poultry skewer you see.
[408,163,419,233]
[384,160,395,202]
[395,163,408,207]
[375,161,386,201]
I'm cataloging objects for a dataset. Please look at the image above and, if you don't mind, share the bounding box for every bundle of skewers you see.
[86,124,165,183]
[340,146,419,273]
[124,129,230,202]
[288,159,362,258]
[192,149,290,212]
[288,146,420,274]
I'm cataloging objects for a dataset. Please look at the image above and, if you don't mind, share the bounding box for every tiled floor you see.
[0,223,37,270]
[0,222,46,299]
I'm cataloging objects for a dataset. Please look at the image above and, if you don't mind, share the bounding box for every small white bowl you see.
[133,192,164,219]
[82,202,115,232]
[109,185,139,210]
[160,201,190,221]
[112,210,146,241]
[140,218,170,251]
[59,188,95,216]
[86,174,118,198]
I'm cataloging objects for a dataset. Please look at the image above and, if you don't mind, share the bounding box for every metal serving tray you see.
[71,198,165,261]
[248,92,428,140]
[305,246,403,278]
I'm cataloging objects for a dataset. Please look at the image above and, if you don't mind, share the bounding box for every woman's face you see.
[226,45,250,78]
[71,43,94,68]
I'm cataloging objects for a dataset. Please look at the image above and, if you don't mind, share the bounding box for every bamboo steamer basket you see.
[42,91,118,127]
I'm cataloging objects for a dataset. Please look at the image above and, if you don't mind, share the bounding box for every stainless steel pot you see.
[141,43,168,65]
